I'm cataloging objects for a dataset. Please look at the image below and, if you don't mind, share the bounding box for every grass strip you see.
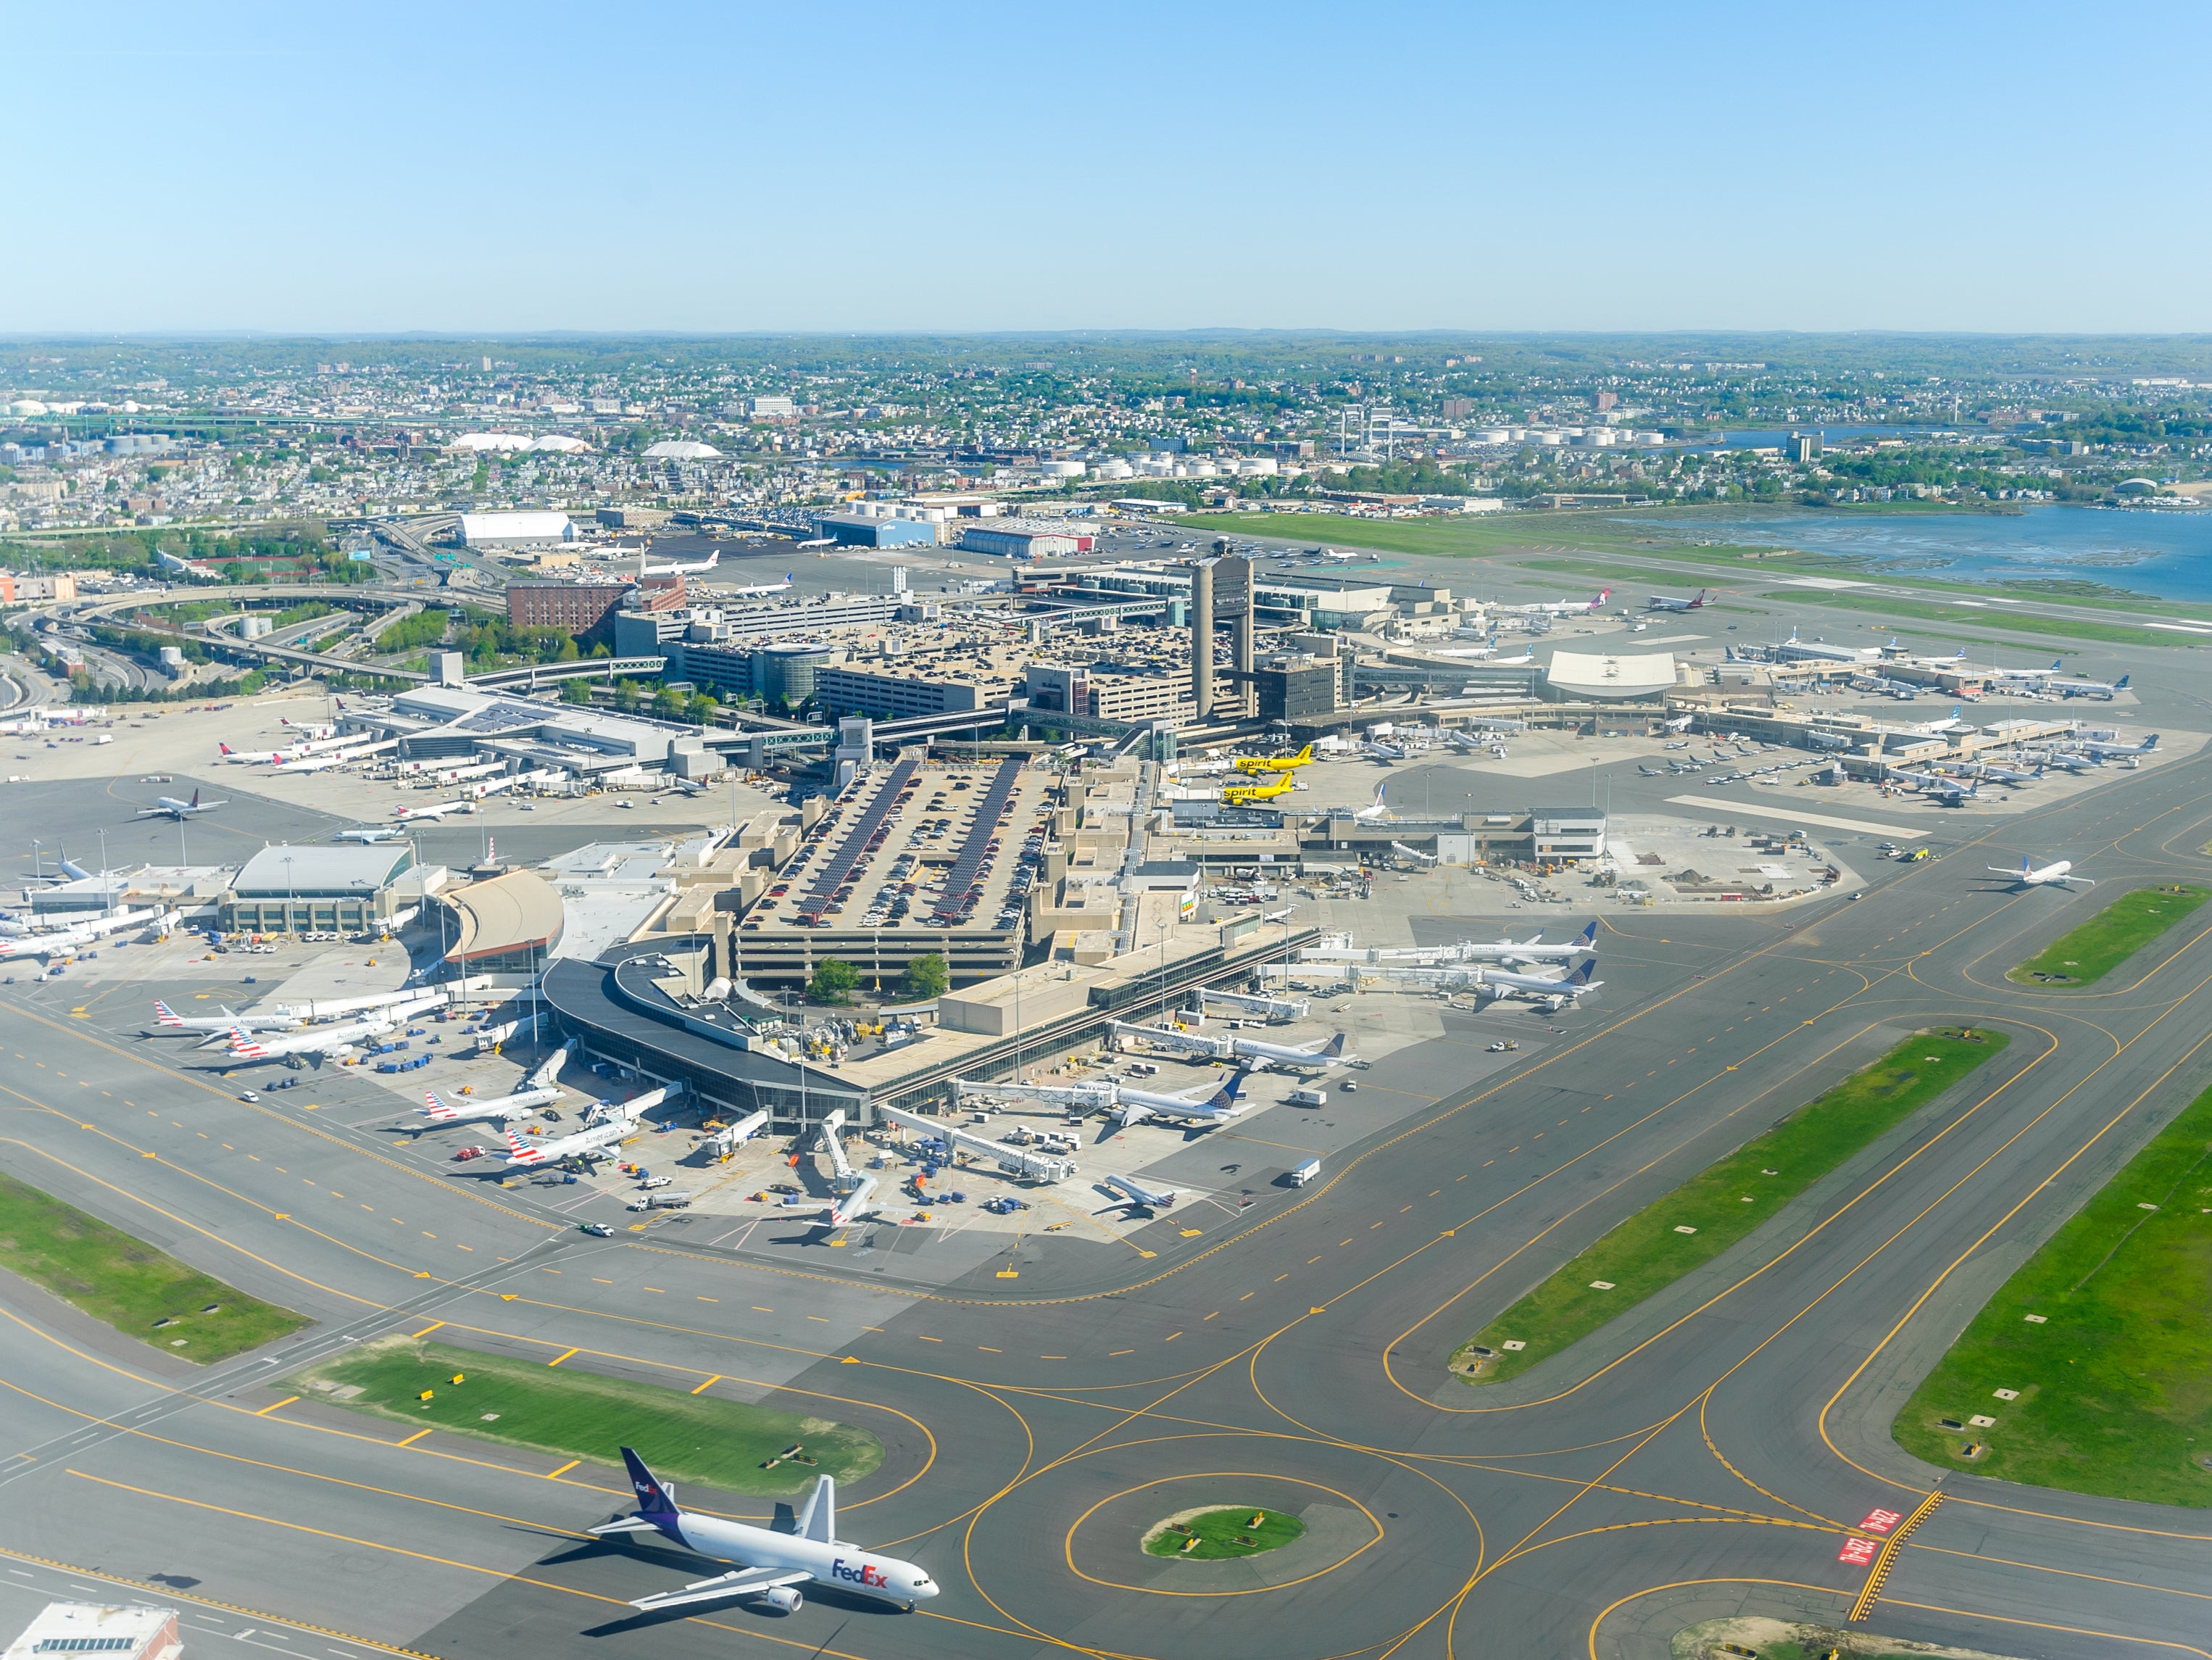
[289,1337,881,1497]
[0,1167,308,1363]
[2008,885,2210,987]
[1755,588,2187,649]
[1455,1030,2010,1386]
[1894,1079,2212,1506]
[1141,1506,1305,1561]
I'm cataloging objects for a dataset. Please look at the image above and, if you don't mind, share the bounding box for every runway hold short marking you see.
[1837,1536,1879,1566]
[1666,795,1929,840]
[1858,1507,1904,1535]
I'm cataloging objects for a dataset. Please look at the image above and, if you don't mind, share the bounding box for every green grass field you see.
[2008,886,2210,987]
[1894,1079,2212,1506]
[1142,1506,1305,1561]
[1756,588,2186,649]
[0,1168,307,1363]
[290,1337,881,1497]
[1457,1031,2011,1386]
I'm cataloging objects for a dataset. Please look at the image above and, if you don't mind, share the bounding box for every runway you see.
[4,745,2212,1657]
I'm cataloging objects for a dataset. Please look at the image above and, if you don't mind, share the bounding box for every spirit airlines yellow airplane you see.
[1233,743,1313,776]
[1221,775,1297,805]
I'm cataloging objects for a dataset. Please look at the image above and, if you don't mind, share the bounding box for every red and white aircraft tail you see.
[154,1000,186,1027]
[503,1127,547,1165]
[226,1025,270,1058]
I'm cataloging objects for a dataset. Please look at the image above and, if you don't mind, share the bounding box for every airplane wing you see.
[630,1566,810,1613]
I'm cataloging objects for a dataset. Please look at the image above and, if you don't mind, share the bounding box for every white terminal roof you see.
[233,844,414,897]
[4,1601,180,1660]
[642,440,723,460]
[1544,650,1677,698]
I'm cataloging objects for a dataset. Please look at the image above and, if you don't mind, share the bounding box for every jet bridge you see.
[878,1104,1080,1184]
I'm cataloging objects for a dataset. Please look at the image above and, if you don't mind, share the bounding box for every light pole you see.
[29,840,39,886]
[1157,918,1172,1024]
[779,989,808,1132]
[282,855,294,936]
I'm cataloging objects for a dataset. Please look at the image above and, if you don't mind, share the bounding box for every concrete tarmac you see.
[4,698,2212,1657]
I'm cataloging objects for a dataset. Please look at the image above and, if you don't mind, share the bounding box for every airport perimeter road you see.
[4,759,2212,1658]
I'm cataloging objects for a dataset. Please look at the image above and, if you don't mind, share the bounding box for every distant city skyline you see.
[7,0,2209,335]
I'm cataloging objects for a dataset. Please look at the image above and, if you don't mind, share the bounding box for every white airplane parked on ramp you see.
[409,1086,562,1130]
[718,571,796,599]
[1987,856,2096,890]
[1112,1068,1252,1130]
[592,1450,937,1614]
[392,799,470,821]
[217,1016,396,1067]
[641,549,720,576]
[1112,1021,1355,1073]
[1495,587,1610,616]
[149,1000,304,1039]
[502,1115,636,1168]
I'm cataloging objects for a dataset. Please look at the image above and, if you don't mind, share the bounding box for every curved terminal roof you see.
[235,844,414,897]
[1544,650,1677,700]
[440,868,565,962]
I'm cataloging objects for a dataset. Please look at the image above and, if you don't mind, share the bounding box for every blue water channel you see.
[1621,505,2212,605]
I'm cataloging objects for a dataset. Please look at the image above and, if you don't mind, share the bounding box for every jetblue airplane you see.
[592,1450,936,1615]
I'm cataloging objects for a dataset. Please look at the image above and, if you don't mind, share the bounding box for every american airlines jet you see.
[149,1000,304,1038]
[409,1086,562,1130]
[216,1016,396,1066]
[592,1450,937,1614]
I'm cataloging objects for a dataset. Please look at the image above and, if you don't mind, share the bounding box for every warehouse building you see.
[960,523,1094,559]
[818,510,941,548]
[458,511,576,546]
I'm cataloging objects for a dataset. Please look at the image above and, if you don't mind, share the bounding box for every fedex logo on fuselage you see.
[830,1557,889,1589]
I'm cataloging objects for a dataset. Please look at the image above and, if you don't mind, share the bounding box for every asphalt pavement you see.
[4,704,2212,1658]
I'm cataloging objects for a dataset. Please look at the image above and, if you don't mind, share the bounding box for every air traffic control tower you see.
[1189,544,1255,723]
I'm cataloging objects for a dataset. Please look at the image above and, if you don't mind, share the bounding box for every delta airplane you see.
[217,1016,396,1066]
[1987,856,2095,890]
[149,1000,304,1038]
[134,788,226,821]
[1232,743,1313,776]
[409,1085,562,1130]
[391,800,469,821]
[1112,1023,1354,1072]
[717,570,797,599]
[1101,1172,1178,1211]
[592,1451,936,1615]
[502,1114,636,1168]
[1496,587,1610,616]
[1647,589,1709,612]
[333,825,406,844]
[217,742,284,763]
[2079,732,2158,758]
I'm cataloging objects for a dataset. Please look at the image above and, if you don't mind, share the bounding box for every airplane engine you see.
[758,1585,802,1614]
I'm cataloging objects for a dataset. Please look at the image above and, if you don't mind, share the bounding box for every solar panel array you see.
[929,755,1023,926]
[794,759,920,923]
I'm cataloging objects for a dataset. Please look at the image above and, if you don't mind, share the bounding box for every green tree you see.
[808,959,859,1005]
[560,678,595,705]
[688,692,720,726]
[652,685,686,720]
[613,680,641,713]
[901,953,949,1000]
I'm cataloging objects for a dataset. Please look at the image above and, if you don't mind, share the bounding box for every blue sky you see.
[7,0,2208,333]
